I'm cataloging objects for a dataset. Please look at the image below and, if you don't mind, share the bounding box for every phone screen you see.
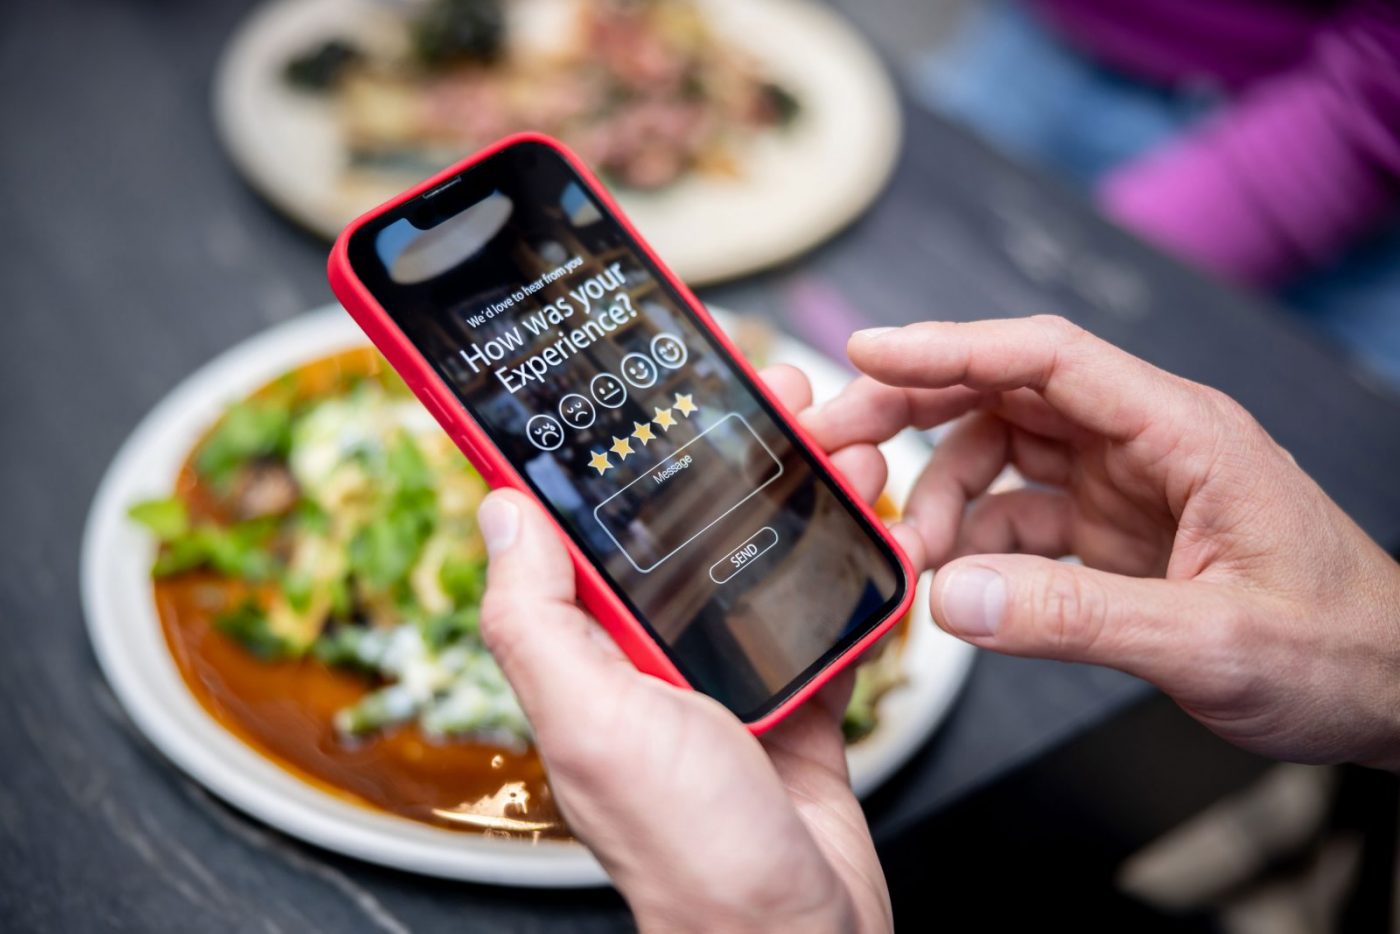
[347,141,906,720]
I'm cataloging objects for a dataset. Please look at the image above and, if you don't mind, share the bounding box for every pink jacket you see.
[1029,0,1400,285]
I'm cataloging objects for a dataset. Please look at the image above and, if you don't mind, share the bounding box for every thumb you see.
[476,489,630,725]
[930,554,1234,686]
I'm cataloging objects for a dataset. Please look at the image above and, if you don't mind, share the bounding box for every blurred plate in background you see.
[213,0,902,284]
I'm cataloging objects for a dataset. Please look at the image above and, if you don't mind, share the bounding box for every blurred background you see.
[3,0,1399,931]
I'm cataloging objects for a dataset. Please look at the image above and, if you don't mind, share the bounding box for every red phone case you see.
[327,132,916,733]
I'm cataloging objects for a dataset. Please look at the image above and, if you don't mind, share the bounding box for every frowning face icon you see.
[526,414,564,451]
[558,393,596,430]
[620,352,658,389]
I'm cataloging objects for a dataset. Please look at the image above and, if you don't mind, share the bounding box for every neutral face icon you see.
[620,352,659,389]
[650,333,687,370]
[558,393,597,430]
[590,372,628,409]
[526,414,565,451]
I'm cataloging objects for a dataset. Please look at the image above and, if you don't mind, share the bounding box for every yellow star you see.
[588,450,612,475]
[673,393,697,417]
[610,436,634,460]
[631,421,656,445]
[653,407,677,431]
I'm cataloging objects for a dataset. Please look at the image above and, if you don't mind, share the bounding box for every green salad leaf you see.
[347,433,439,596]
[292,497,330,535]
[127,497,189,542]
[313,624,374,672]
[282,570,315,614]
[152,517,281,581]
[420,605,480,653]
[348,511,427,593]
[196,398,294,488]
[327,573,353,621]
[386,432,433,493]
[216,600,294,660]
[439,553,485,606]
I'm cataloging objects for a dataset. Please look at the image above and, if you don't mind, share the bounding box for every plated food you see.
[214,0,901,282]
[285,0,801,192]
[125,336,906,837]
[83,306,972,884]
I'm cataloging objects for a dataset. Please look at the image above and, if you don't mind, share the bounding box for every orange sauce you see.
[154,349,565,837]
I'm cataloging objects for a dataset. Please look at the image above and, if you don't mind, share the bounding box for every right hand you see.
[806,316,1400,770]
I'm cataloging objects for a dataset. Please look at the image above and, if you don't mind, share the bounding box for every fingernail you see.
[937,566,1005,637]
[477,496,519,557]
[853,326,896,340]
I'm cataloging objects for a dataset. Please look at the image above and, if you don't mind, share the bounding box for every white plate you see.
[213,0,902,285]
[82,306,973,887]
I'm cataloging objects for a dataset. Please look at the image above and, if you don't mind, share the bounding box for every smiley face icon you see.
[558,393,596,430]
[590,372,628,409]
[526,414,565,451]
[620,352,659,389]
[650,332,688,370]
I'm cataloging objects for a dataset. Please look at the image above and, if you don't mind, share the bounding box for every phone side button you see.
[450,430,495,481]
[709,527,779,585]
[419,392,459,431]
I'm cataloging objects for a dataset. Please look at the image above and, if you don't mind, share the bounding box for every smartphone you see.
[328,133,913,732]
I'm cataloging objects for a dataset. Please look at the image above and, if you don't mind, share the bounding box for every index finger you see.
[848,316,1182,442]
[801,376,985,450]
[758,363,814,415]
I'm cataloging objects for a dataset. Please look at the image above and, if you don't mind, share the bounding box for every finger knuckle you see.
[1200,602,1253,677]
[1185,602,1266,711]
[1030,314,1085,343]
[1187,383,1266,449]
[478,588,526,660]
[1031,567,1109,656]
[1195,382,1251,426]
[1183,382,1278,471]
[1028,316,1098,384]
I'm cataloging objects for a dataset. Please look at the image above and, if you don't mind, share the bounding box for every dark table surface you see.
[6,1,1400,930]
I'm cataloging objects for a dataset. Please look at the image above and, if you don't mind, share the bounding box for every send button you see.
[709,527,779,585]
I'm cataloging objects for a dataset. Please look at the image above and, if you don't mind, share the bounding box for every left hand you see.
[474,366,897,933]
[811,318,1400,770]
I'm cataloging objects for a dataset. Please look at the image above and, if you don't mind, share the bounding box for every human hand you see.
[809,316,1400,770]
[474,367,893,933]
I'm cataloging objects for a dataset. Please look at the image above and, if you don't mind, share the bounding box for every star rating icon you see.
[610,436,634,460]
[653,406,677,431]
[673,393,697,417]
[588,450,612,475]
[631,421,656,445]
